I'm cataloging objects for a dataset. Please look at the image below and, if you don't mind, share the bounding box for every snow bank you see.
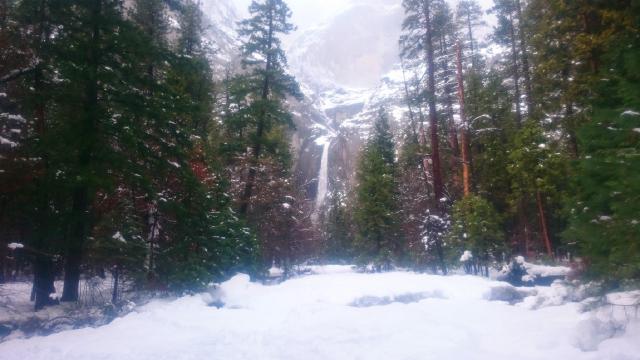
[6,243,24,250]
[522,260,571,278]
[499,256,572,286]
[1,268,639,360]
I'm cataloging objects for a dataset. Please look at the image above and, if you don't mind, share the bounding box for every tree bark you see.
[399,54,418,142]
[33,255,56,310]
[515,0,534,117]
[519,200,532,258]
[112,265,119,303]
[508,13,523,127]
[440,36,460,193]
[424,0,446,275]
[31,0,56,309]
[456,42,472,197]
[62,0,101,302]
[536,191,553,257]
[466,12,476,69]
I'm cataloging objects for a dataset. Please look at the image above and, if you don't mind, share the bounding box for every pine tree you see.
[324,191,353,263]
[448,195,504,276]
[456,0,485,69]
[565,2,640,283]
[491,0,524,126]
[2,0,62,309]
[354,109,400,270]
[397,124,430,268]
[235,0,302,216]
[401,0,447,274]
[508,122,568,258]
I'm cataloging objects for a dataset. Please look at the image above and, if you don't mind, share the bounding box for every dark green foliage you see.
[324,191,354,262]
[354,110,401,269]
[565,11,640,282]
[448,195,505,274]
[0,0,259,301]
[508,122,568,210]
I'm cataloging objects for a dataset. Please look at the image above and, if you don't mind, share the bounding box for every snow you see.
[0,136,18,148]
[460,250,473,262]
[267,266,284,278]
[112,232,127,243]
[1,268,639,360]
[621,110,640,117]
[523,262,571,278]
[6,243,24,250]
[0,113,26,123]
[606,291,640,306]
[512,256,572,278]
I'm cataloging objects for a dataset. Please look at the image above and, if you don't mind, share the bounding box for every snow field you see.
[0,267,639,360]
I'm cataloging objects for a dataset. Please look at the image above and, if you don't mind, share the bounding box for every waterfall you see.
[312,134,334,223]
[315,139,331,212]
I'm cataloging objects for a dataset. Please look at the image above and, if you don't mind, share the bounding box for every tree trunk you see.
[456,42,472,197]
[562,64,579,158]
[33,255,56,310]
[112,265,119,303]
[466,12,476,69]
[441,36,460,193]
[508,13,523,127]
[400,55,418,142]
[31,0,56,308]
[424,0,446,275]
[62,0,101,302]
[515,0,534,117]
[536,191,553,257]
[518,200,532,258]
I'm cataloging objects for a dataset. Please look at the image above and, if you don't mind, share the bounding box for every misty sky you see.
[232,0,496,88]
[234,0,496,33]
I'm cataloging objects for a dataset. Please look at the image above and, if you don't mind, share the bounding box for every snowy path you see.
[0,267,638,360]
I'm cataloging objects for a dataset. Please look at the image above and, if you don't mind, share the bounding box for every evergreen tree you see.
[2,0,62,309]
[508,122,569,258]
[565,2,640,283]
[354,109,400,269]
[401,0,447,274]
[456,0,485,69]
[235,0,302,215]
[324,191,353,263]
[448,195,504,276]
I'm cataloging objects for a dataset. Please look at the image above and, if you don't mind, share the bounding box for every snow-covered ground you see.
[1,266,639,360]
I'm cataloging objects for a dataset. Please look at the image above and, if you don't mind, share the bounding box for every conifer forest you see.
[0,0,639,359]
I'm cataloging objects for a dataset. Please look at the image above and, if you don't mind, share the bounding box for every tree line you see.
[0,0,315,310]
[330,0,639,286]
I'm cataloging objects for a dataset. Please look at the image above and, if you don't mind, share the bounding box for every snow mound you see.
[523,261,571,278]
[499,257,571,286]
[6,243,24,250]
[572,318,621,351]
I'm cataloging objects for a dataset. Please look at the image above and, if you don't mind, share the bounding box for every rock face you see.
[202,0,411,221]
[285,1,411,218]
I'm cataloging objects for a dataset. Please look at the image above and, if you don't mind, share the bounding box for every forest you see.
[0,0,638,327]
